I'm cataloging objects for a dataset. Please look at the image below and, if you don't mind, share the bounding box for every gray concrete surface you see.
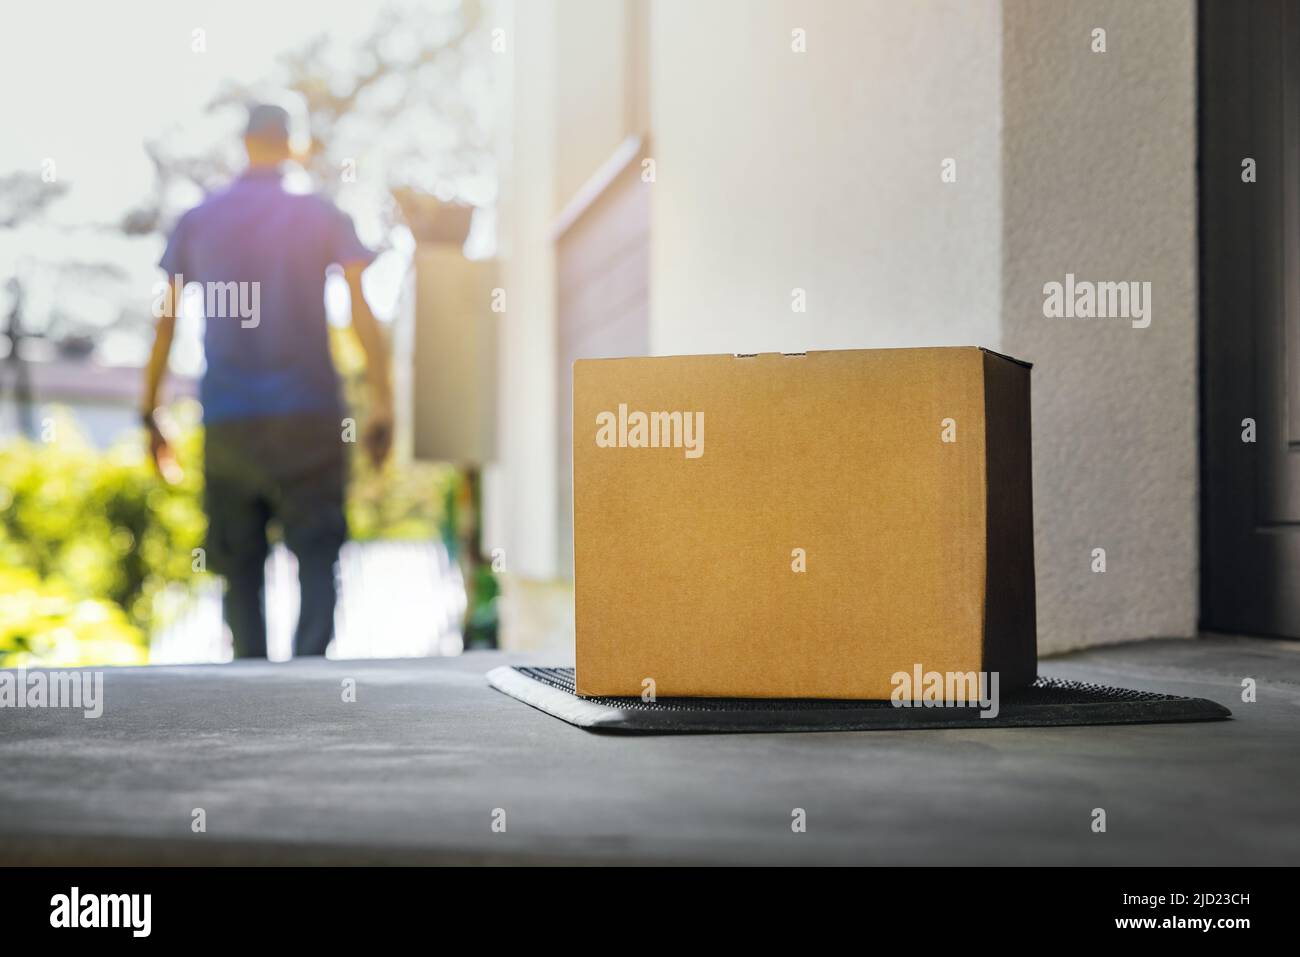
[0,636,1296,865]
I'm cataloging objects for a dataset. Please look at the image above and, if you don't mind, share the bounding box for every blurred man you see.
[141,102,392,658]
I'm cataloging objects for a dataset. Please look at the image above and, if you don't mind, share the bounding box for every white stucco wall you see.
[646,0,1197,652]
[498,0,559,579]
[647,0,1004,354]
[1000,0,1198,651]
[498,0,1199,652]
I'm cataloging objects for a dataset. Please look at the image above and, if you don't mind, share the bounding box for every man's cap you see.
[245,103,292,141]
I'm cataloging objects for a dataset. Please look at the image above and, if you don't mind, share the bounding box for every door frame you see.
[1199,0,1300,636]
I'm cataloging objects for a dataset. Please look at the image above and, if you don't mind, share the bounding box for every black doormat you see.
[487,666,1231,734]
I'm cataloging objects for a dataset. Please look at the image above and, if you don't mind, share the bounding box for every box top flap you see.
[575,345,1033,371]
[978,346,1033,370]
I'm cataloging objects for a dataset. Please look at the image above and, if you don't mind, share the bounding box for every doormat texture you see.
[487,666,1231,734]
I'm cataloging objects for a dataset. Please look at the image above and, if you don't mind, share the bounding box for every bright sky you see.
[0,0,493,371]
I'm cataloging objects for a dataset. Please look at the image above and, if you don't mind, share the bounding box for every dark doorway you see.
[1200,0,1300,636]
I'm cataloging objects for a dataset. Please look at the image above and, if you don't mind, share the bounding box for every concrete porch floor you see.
[0,636,1296,865]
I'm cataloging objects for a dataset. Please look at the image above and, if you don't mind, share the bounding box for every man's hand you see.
[343,261,394,470]
[142,278,179,483]
[363,400,394,469]
[144,410,184,485]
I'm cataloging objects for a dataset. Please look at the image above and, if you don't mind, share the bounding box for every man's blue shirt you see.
[159,169,374,424]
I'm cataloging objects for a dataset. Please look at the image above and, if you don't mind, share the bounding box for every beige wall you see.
[1001,0,1198,651]
[555,0,638,203]
[648,0,1004,355]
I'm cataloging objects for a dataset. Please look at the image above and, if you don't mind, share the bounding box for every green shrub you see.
[0,398,455,666]
[0,407,206,643]
[0,566,147,667]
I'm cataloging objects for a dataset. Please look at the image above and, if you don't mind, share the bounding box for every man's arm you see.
[141,277,182,483]
[142,278,177,416]
[344,262,393,467]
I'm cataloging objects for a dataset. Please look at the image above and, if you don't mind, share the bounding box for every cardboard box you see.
[572,346,1037,699]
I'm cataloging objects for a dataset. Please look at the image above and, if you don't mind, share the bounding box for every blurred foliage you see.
[0,408,206,646]
[347,454,452,542]
[329,324,455,541]
[442,469,499,649]
[464,558,500,649]
[0,170,69,229]
[0,393,454,666]
[134,0,491,236]
[0,567,147,667]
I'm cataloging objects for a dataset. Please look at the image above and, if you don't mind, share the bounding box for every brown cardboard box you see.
[572,346,1037,699]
